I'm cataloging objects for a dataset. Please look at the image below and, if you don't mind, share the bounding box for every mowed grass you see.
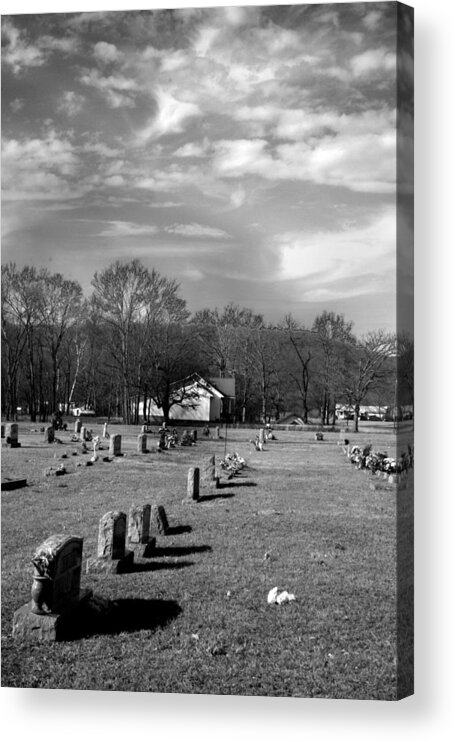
[1,423,411,699]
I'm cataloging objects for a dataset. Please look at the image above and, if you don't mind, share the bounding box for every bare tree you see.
[91,259,189,423]
[345,331,395,432]
[312,311,356,425]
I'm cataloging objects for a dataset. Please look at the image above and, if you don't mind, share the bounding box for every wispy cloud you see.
[165,223,231,239]
[97,221,159,237]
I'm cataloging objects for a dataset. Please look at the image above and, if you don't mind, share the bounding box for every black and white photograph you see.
[2,0,414,705]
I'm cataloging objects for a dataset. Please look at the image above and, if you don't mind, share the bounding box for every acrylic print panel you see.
[1,2,414,700]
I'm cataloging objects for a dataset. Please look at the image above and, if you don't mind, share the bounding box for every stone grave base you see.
[5,441,21,448]
[12,588,93,643]
[86,550,134,574]
[128,538,156,558]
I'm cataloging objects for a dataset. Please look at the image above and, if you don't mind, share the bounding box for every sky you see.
[1,2,413,335]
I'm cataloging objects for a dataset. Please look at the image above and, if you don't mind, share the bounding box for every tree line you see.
[1,260,413,431]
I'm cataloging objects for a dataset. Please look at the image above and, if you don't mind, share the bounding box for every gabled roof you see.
[171,373,225,399]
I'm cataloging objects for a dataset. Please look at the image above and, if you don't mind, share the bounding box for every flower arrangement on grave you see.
[31,542,56,579]
[349,445,413,475]
[219,452,246,478]
[30,539,59,613]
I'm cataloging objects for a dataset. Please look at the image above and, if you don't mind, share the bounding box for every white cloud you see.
[1,133,80,200]
[80,69,138,108]
[58,91,85,117]
[275,207,396,299]
[97,221,158,237]
[93,41,122,64]
[137,88,201,142]
[174,140,209,158]
[165,223,230,239]
[363,11,382,31]
[350,48,396,77]
[2,20,46,74]
[10,98,24,113]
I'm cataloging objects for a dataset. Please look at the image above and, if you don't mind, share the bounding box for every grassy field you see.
[1,421,413,699]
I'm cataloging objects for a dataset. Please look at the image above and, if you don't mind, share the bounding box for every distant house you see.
[138,374,235,423]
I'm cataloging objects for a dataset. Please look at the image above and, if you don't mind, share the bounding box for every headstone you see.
[80,425,88,441]
[102,422,108,438]
[259,428,265,445]
[86,511,133,574]
[151,505,170,536]
[128,504,151,544]
[127,504,155,557]
[12,534,92,643]
[192,429,197,443]
[214,426,220,440]
[44,425,54,444]
[200,454,219,488]
[186,467,200,502]
[201,454,216,486]
[5,422,21,448]
[137,433,147,453]
[1,424,5,438]
[141,424,147,434]
[74,419,82,434]
[109,433,122,457]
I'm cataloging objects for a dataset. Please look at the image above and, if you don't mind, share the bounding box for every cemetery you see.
[1,418,413,699]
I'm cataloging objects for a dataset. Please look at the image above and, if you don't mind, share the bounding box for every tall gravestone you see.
[137,433,147,454]
[74,419,82,435]
[12,534,92,643]
[201,454,219,488]
[5,423,21,448]
[259,428,265,445]
[186,467,200,503]
[127,504,155,557]
[109,434,122,457]
[86,511,133,573]
[80,425,88,442]
[44,425,54,444]
[192,429,197,443]
[150,505,170,536]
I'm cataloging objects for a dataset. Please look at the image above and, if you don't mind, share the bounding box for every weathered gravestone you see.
[74,419,82,435]
[109,433,122,457]
[80,425,88,442]
[5,423,21,448]
[86,511,133,574]
[201,454,219,489]
[150,505,170,536]
[127,504,155,557]
[258,428,265,445]
[12,534,92,643]
[137,433,147,454]
[214,426,220,440]
[43,425,54,444]
[192,429,197,443]
[186,467,200,503]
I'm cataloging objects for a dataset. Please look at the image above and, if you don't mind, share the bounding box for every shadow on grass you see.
[166,525,192,535]
[217,480,257,489]
[152,545,212,558]
[197,492,235,503]
[59,597,182,640]
[129,559,195,572]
